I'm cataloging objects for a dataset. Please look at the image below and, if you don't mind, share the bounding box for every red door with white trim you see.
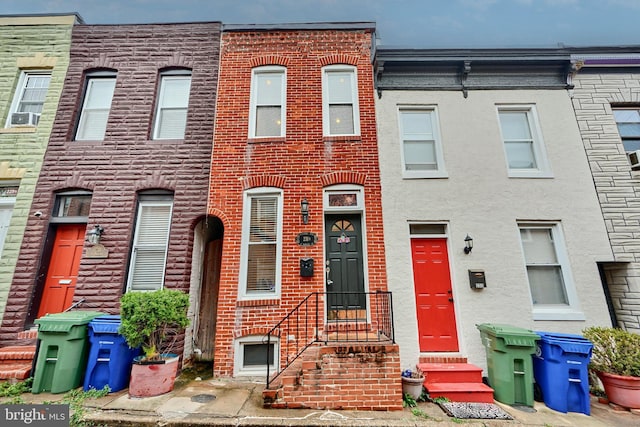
[411,238,459,352]
[37,224,85,317]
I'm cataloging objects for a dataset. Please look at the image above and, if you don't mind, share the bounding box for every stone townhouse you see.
[0,22,222,357]
[570,46,640,333]
[374,47,614,396]
[0,13,80,324]
[207,23,401,409]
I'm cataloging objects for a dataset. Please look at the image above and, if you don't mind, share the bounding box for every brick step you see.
[419,362,483,384]
[419,355,467,364]
[425,382,495,403]
[0,345,37,361]
[0,362,33,380]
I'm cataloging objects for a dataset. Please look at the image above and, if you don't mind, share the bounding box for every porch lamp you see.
[464,234,473,254]
[300,199,309,224]
[87,225,104,245]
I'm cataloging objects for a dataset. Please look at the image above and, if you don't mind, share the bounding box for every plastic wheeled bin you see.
[32,311,104,394]
[84,315,140,392]
[533,331,593,415]
[476,323,540,406]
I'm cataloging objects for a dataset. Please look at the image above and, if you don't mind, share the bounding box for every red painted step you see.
[419,362,483,384]
[425,382,495,403]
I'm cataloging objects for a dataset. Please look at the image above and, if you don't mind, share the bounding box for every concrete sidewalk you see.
[18,377,640,427]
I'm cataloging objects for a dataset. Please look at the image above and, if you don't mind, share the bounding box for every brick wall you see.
[0,19,74,325]
[210,28,387,376]
[0,22,221,342]
[572,69,640,331]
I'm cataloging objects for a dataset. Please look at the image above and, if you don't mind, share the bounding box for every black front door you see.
[325,214,365,313]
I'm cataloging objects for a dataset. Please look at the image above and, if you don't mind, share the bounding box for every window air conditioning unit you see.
[10,112,40,127]
[628,150,640,170]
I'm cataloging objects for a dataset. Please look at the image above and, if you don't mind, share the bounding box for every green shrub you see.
[119,289,190,361]
[583,326,640,377]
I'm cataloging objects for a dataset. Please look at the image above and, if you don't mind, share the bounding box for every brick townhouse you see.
[0,22,221,351]
[207,23,401,409]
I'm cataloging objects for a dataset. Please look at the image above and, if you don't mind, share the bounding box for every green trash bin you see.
[476,323,540,406]
[32,311,104,394]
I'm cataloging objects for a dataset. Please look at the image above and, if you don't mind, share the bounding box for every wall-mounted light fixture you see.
[464,234,473,254]
[86,225,104,245]
[301,199,309,224]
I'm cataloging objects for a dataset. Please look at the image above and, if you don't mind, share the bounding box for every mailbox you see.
[300,258,314,277]
[469,270,486,289]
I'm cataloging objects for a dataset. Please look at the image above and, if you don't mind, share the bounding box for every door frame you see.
[408,222,461,352]
[323,185,370,321]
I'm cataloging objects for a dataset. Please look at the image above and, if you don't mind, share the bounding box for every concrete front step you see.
[419,362,483,384]
[425,381,495,403]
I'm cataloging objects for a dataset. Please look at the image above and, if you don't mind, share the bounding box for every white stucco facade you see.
[375,87,614,372]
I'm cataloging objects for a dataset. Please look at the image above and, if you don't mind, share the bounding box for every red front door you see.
[411,238,459,352]
[37,224,86,318]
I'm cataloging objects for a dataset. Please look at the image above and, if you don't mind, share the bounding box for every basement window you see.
[234,336,278,377]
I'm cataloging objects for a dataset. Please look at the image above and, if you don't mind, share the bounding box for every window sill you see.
[532,308,585,321]
[402,172,448,179]
[0,127,37,134]
[237,298,280,307]
[323,135,361,143]
[508,171,553,179]
[247,137,285,144]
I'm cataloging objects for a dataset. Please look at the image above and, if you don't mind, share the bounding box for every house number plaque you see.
[296,232,317,246]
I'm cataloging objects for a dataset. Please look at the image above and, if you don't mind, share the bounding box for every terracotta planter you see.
[596,371,640,409]
[129,354,179,398]
[401,376,424,400]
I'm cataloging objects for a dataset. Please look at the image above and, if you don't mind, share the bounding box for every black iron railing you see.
[265,291,394,388]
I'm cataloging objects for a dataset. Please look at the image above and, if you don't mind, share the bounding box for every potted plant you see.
[401,368,425,400]
[119,289,190,398]
[583,326,640,409]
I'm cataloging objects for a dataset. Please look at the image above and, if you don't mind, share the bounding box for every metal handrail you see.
[265,291,394,388]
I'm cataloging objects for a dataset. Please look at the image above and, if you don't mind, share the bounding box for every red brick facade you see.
[0,23,221,343]
[209,26,387,377]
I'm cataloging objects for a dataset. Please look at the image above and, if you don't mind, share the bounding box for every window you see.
[75,74,116,140]
[249,66,286,138]
[53,193,92,218]
[518,222,582,320]
[613,108,640,152]
[240,188,283,298]
[399,109,446,177]
[6,71,51,127]
[153,72,192,139]
[0,185,18,260]
[498,106,550,177]
[234,336,278,377]
[322,65,360,136]
[127,194,173,291]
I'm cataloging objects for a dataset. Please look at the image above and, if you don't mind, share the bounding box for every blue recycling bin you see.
[533,331,593,415]
[83,315,140,393]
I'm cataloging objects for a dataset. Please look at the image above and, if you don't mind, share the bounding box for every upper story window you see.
[518,222,582,320]
[497,105,551,178]
[322,65,360,136]
[153,71,192,140]
[399,108,447,178]
[239,188,283,299]
[613,107,640,152]
[75,72,116,141]
[6,71,51,128]
[126,192,174,292]
[249,66,286,138]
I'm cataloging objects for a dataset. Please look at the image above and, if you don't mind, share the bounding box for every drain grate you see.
[191,394,216,403]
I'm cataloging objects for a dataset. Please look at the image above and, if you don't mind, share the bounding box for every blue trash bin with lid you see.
[533,331,593,415]
[83,315,140,392]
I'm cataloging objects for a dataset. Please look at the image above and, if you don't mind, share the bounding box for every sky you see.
[2,0,640,48]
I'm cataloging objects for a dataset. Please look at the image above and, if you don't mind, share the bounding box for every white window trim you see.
[323,184,364,213]
[497,105,552,178]
[152,72,192,140]
[126,198,173,292]
[322,65,360,137]
[398,107,447,179]
[517,221,584,321]
[248,66,286,138]
[75,74,116,141]
[239,187,283,300]
[234,335,279,377]
[5,70,51,128]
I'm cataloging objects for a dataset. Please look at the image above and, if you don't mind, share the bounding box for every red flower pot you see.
[596,371,640,409]
[129,355,179,398]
